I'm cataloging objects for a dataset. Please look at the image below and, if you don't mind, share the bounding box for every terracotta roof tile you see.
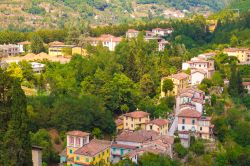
[124,110,149,118]
[116,130,159,143]
[111,143,137,150]
[148,119,168,127]
[177,109,201,118]
[127,29,139,33]
[74,139,111,157]
[171,72,189,80]
[243,82,250,86]
[66,130,90,137]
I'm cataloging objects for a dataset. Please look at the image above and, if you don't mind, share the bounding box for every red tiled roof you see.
[18,41,31,45]
[116,130,159,143]
[178,109,201,118]
[171,72,189,80]
[88,34,122,42]
[66,130,90,137]
[49,41,65,46]
[148,119,168,127]
[111,143,137,150]
[243,82,250,86]
[74,139,111,157]
[124,110,149,118]
[127,29,139,33]
[224,48,249,52]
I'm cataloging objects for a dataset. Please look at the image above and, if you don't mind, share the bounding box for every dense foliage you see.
[0,69,32,165]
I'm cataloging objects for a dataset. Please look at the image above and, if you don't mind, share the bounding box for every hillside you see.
[0,0,229,30]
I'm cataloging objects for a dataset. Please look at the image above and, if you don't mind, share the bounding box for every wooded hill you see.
[0,0,229,31]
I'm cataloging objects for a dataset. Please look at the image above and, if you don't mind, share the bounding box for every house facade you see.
[60,130,112,166]
[87,34,122,51]
[243,82,250,93]
[191,69,207,85]
[152,28,173,37]
[123,110,150,131]
[126,29,139,39]
[0,44,20,57]
[177,109,213,140]
[146,119,168,135]
[48,44,75,56]
[161,72,190,97]
[224,48,250,63]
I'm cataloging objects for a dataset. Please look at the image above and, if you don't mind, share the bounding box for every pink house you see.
[177,109,213,140]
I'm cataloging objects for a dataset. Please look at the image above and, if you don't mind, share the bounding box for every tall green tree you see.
[162,79,174,95]
[31,33,45,54]
[0,69,32,165]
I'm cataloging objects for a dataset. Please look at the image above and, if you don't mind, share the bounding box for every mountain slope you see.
[0,0,229,30]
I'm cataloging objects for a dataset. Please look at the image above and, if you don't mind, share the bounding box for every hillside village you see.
[0,1,250,166]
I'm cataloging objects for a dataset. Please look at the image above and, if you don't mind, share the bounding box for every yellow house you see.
[123,109,150,131]
[224,48,250,63]
[61,130,111,166]
[72,46,88,56]
[161,72,190,97]
[73,139,111,166]
[65,131,90,160]
[146,119,169,135]
[48,44,75,56]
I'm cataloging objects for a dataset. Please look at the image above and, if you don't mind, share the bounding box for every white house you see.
[30,62,45,73]
[191,69,207,85]
[126,29,139,39]
[87,34,122,51]
[152,28,173,37]
[243,82,250,93]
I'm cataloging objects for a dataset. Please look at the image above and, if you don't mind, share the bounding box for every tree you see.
[91,128,103,139]
[229,64,238,96]
[0,70,32,165]
[138,153,180,166]
[174,143,188,158]
[31,129,57,162]
[31,34,45,54]
[162,79,174,95]
[140,74,155,98]
[230,34,239,47]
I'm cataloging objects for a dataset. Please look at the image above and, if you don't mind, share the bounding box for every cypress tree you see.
[229,64,238,96]
[0,69,32,165]
[237,70,245,95]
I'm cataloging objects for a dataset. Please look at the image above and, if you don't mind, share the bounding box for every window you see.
[76,137,80,146]
[182,118,185,124]
[182,126,185,130]
[192,119,195,125]
[69,149,73,154]
[200,127,202,131]
[131,124,133,128]
[85,157,89,162]
[69,136,74,145]
[76,156,80,160]
[131,117,133,121]
[150,125,153,130]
